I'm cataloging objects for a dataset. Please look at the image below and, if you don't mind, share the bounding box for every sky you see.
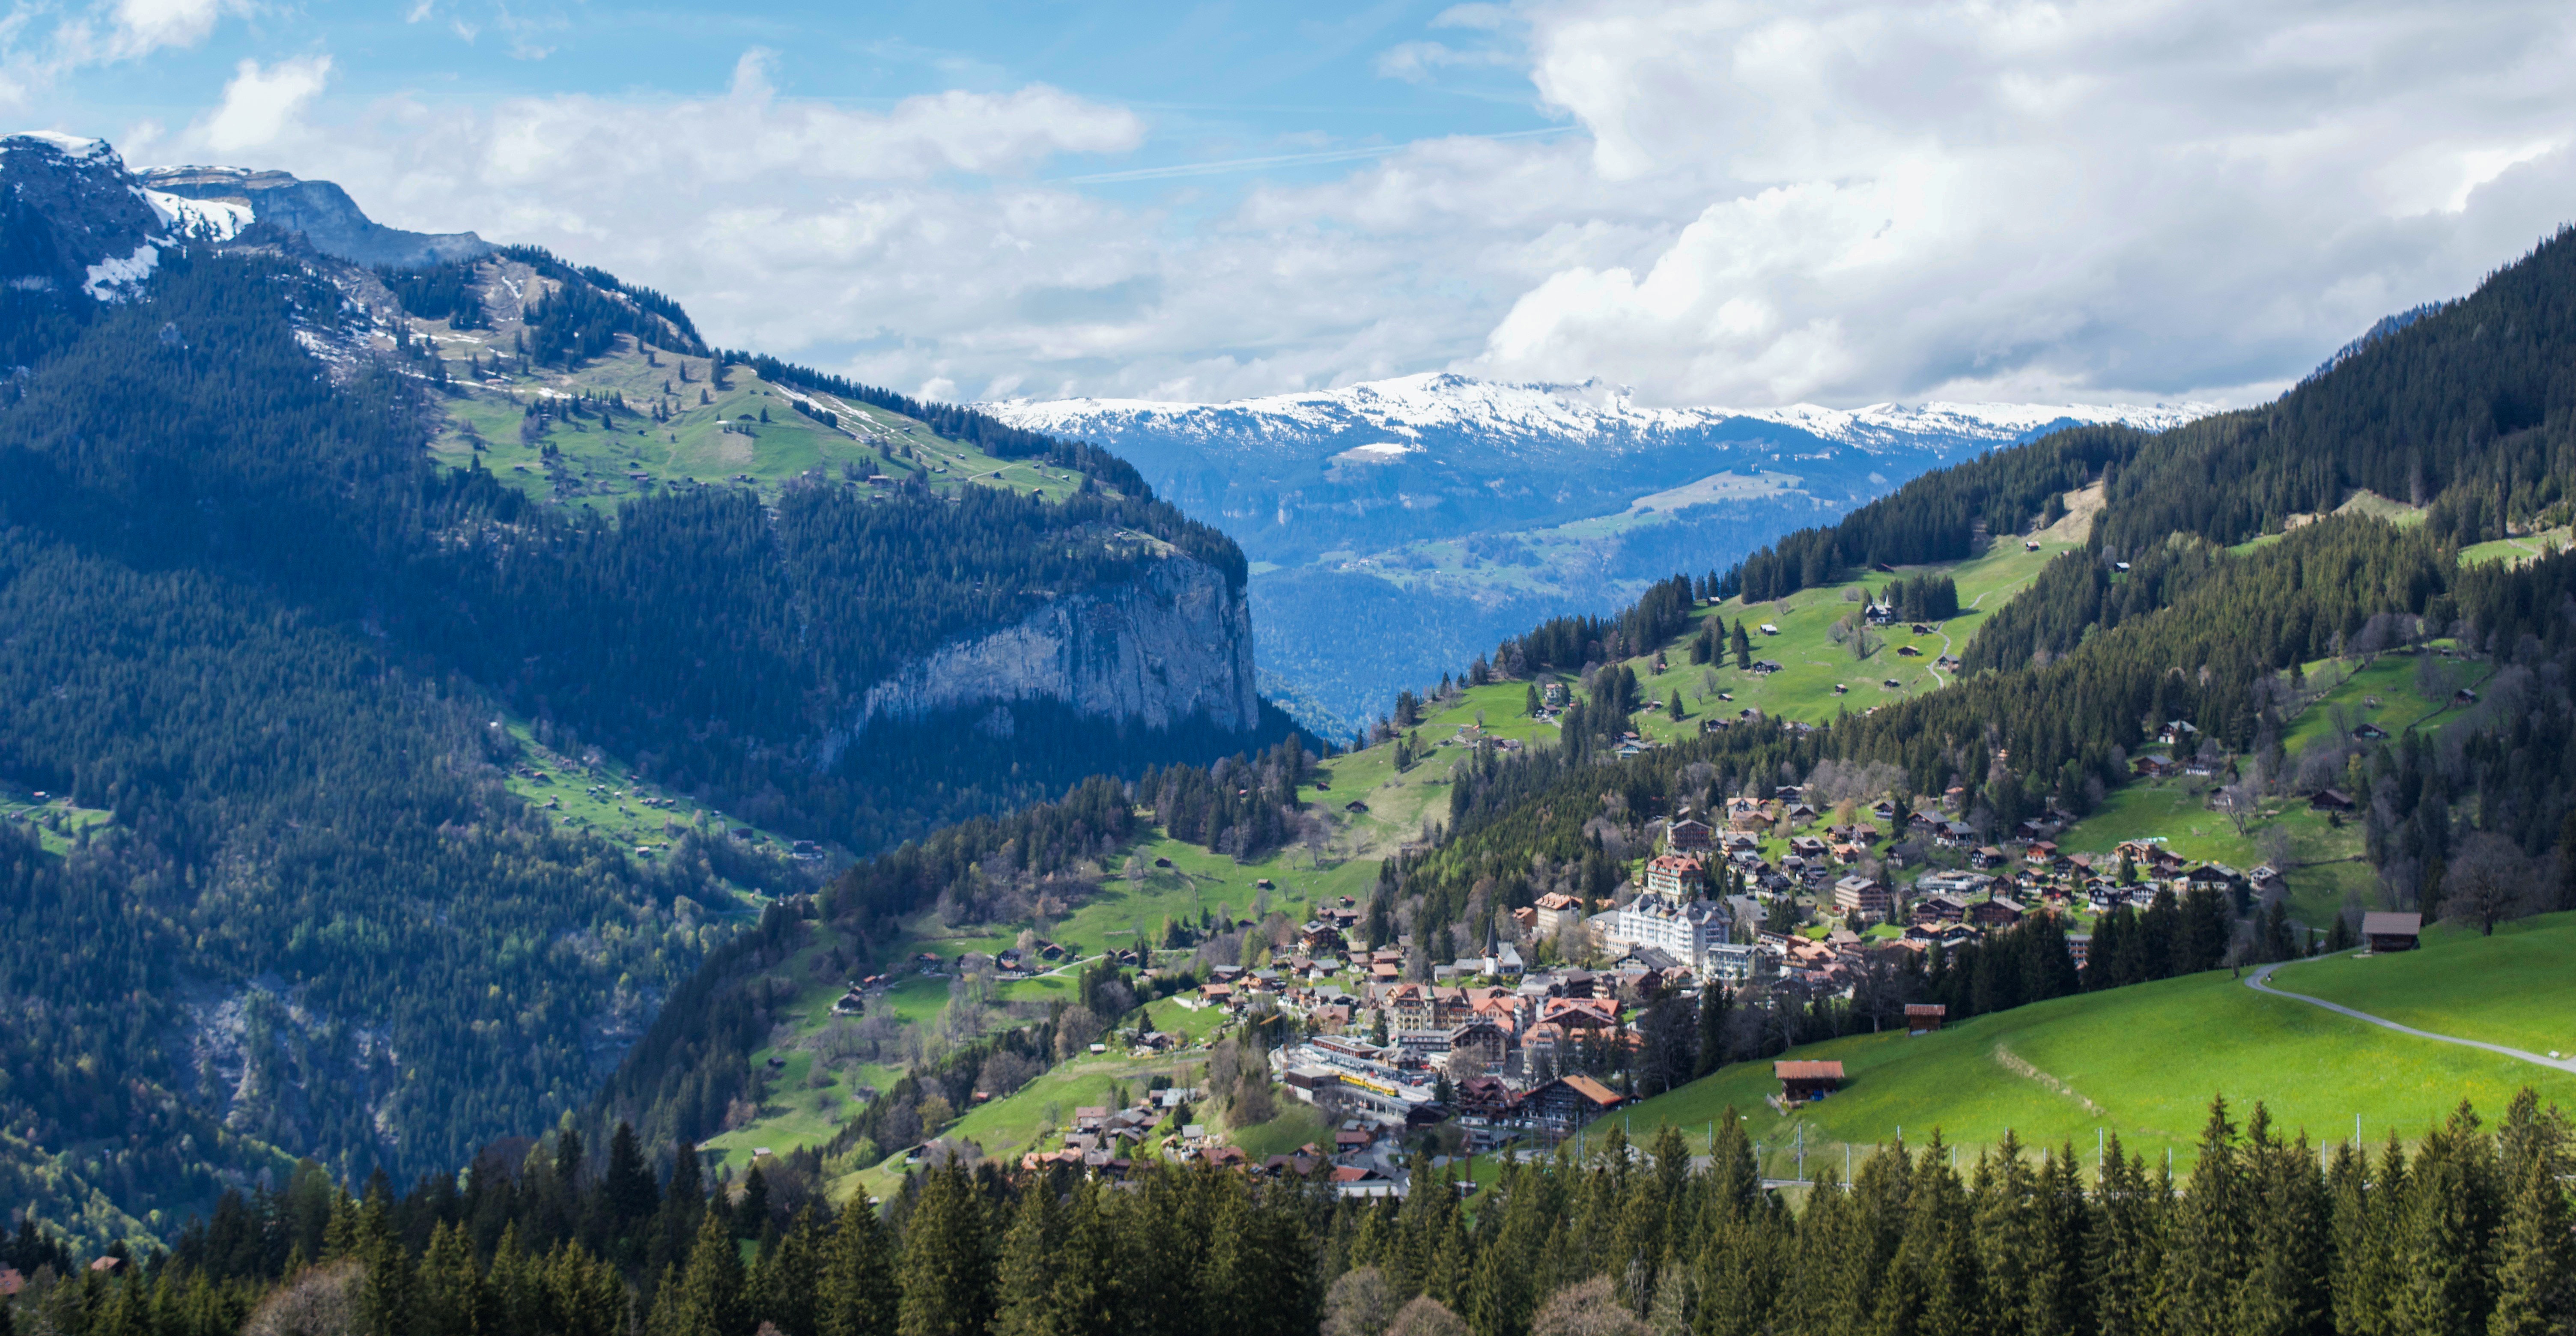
[12,0,2576,410]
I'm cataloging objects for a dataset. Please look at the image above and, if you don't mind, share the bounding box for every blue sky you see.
[15,0,2576,410]
[59,1,1561,213]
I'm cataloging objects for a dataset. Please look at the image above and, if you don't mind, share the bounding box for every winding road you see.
[2242,959,2576,1075]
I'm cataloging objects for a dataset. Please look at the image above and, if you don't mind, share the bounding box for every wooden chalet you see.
[1521,1075,1628,1134]
[1905,1003,1947,1035]
[1774,1060,1845,1102]
[2362,912,2422,953]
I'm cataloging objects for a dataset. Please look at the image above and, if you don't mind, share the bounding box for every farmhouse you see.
[2362,912,2423,953]
[1774,1059,1845,1102]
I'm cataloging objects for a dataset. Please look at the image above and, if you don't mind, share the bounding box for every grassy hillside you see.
[388,269,1091,515]
[1590,913,2576,1179]
[2280,913,2576,1058]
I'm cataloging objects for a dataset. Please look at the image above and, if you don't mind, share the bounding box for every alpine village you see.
[8,28,2576,1336]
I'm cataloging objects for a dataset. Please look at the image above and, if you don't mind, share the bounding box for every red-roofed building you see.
[1775,1060,1845,1102]
[1643,854,1708,898]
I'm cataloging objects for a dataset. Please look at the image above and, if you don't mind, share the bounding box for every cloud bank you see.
[36,0,2576,409]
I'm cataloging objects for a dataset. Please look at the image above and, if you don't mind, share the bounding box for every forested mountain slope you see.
[0,132,1295,1247]
[1281,224,2576,1072]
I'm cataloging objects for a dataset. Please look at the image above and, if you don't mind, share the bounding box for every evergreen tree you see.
[754,1205,826,1336]
[821,1195,900,1336]
[991,1175,1060,1336]
[897,1164,991,1336]
[1693,985,1729,1079]
[664,1208,749,1336]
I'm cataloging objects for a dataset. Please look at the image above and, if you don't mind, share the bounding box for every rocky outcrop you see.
[139,165,491,268]
[1,134,165,295]
[837,553,1258,748]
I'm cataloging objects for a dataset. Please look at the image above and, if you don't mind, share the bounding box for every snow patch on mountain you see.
[83,242,160,300]
[3,131,110,159]
[141,188,253,242]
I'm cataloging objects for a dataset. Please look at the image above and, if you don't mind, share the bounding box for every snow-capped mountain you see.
[0,131,492,306]
[991,373,2217,740]
[0,132,254,301]
[989,371,2210,463]
[982,372,2214,571]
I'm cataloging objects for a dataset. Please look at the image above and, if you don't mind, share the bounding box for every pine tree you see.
[822,1194,900,1336]
[355,1185,419,1336]
[2487,1092,2576,1336]
[663,1207,750,1336]
[2168,1098,2254,1336]
[991,1177,1061,1336]
[604,1122,661,1242]
[1693,986,1730,1079]
[754,1206,826,1336]
[898,1164,992,1336]
[2395,1103,2504,1336]
[418,1221,484,1336]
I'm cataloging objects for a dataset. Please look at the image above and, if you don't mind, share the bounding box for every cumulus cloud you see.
[200,55,331,151]
[1465,0,2576,405]
[107,0,241,58]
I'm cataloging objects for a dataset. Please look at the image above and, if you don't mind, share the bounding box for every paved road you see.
[2242,960,2576,1075]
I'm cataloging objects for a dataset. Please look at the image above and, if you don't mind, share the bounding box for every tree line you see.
[8,1089,2568,1336]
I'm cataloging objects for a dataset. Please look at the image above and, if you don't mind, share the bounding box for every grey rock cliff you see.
[839,553,1258,745]
[139,165,492,268]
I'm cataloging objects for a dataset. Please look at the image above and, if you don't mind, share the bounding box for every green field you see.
[2460,527,2572,568]
[0,782,115,856]
[1592,927,2576,1180]
[1617,537,2076,738]
[489,718,808,902]
[403,297,1090,517]
[2276,913,2576,1059]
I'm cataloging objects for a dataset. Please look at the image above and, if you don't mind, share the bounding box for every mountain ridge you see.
[986,370,2215,459]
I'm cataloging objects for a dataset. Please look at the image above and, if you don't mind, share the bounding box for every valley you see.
[5,114,2576,1336]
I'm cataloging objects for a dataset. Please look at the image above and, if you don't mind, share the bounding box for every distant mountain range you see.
[987,374,2215,737]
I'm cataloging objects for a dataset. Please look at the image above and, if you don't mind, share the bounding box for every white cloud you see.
[108,0,239,57]
[199,55,331,152]
[1464,0,2576,405]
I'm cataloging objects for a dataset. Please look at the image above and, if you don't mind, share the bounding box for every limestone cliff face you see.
[845,552,1258,739]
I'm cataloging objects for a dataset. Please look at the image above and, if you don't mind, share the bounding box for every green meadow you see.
[1591,918,2576,1180]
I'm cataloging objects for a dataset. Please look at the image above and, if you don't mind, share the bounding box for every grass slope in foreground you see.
[1595,913,2576,1179]
[2273,913,2576,1060]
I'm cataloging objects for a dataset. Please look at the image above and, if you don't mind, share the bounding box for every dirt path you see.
[2243,959,2576,1074]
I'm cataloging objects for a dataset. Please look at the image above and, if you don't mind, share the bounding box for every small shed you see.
[2362,912,2423,953]
[1775,1059,1846,1102]
[1904,1004,1947,1036]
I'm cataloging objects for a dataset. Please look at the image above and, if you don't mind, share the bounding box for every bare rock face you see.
[138,164,492,269]
[841,552,1258,742]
